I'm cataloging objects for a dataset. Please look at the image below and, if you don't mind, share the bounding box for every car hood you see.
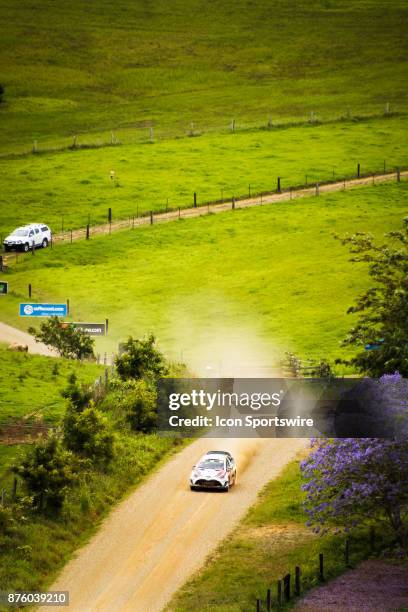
[4,233,28,241]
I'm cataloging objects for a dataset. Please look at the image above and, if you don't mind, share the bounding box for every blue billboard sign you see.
[19,303,68,317]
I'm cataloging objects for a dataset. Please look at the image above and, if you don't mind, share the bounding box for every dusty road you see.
[0,321,56,356]
[45,437,304,612]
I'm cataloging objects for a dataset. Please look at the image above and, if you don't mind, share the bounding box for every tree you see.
[336,218,408,376]
[13,434,79,512]
[301,438,408,547]
[61,372,93,410]
[115,335,167,381]
[28,317,95,360]
[63,402,115,466]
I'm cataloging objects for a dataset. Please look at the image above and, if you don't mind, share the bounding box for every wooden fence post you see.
[232,196,235,210]
[345,538,350,566]
[266,588,271,611]
[357,163,360,178]
[256,599,261,612]
[277,580,282,606]
[319,553,324,581]
[397,168,401,182]
[86,224,90,240]
[283,573,291,601]
[315,183,320,196]
[150,211,153,225]
[295,566,301,596]
[277,177,281,193]
[194,192,197,208]
[70,229,73,244]
[178,207,181,219]
[28,283,32,298]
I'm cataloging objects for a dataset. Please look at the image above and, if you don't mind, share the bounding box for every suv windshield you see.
[13,229,28,236]
[198,459,224,470]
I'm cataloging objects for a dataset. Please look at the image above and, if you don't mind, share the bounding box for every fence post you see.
[256,599,261,612]
[384,160,386,173]
[178,207,181,220]
[0,256,3,272]
[66,298,70,315]
[397,168,401,182]
[194,192,197,207]
[12,477,17,500]
[105,318,109,334]
[249,184,251,198]
[315,183,319,196]
[319,553,324,581]
[283,574,291,601]
[277,177,281,193]
[266,588,271,611]
[132,215,135,228]
[150,211,153,225]
[345,538,350,566]
[70,229,73,244]
[86,224,90,240]
[295,566,301,596]
[232,196,235,210]
[357,163,360,178]
[28,283,32,298]
[277,580,282,606]
[370,526,376,554]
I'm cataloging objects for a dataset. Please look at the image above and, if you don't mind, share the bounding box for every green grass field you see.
[0,345,102,427]
[1,181,407,370]
[0,0,406,152]
[168,459,376,611]
[0,114,406,242]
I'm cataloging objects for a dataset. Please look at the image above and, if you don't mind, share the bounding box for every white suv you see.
[3,224,52,252]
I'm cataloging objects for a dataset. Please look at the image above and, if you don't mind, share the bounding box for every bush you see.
[63,402,115,467]
[13,435,80,512]
[118,379,158,433]
[115,335,167,381]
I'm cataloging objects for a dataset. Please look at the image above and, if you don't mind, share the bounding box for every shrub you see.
[13,435,80,512]
[115,335,167,381]
[63,402,115,467]
[29,317,95,360]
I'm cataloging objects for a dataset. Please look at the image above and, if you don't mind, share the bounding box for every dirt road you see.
[0,321,56,356]
[45,437,304,612]
[2,171,406,266]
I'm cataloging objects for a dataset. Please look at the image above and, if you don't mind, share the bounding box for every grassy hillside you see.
[0,0,407,152]
[0,345,103,427]
[1,182,406,369]
[0,115,406,238]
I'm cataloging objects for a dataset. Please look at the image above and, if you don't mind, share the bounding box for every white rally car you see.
[190,451,236,492]
[3,223,52,252]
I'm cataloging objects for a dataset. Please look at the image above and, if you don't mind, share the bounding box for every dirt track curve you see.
[0,321,56,356]
[43,437,305,612]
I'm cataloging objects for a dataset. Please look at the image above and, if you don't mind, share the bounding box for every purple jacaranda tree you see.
[301,374,408,548]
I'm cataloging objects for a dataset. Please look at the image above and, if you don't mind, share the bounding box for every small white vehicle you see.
[3,224,52,252]
[190,451,237,492]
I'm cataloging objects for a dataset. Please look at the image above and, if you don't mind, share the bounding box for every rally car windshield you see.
[198,459,224,470]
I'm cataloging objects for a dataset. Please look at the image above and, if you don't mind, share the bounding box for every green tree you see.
[61,372,93,410]
[13,435,79,512]
[337,218,408,376]
[115,335,167,381]
[63,402,115,466]
[28,317,95,360]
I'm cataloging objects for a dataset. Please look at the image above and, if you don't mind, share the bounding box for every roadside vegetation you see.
[0,337,187,594]
[1,182,407,365]
[0,0,406,152]
[0,114,406,236]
